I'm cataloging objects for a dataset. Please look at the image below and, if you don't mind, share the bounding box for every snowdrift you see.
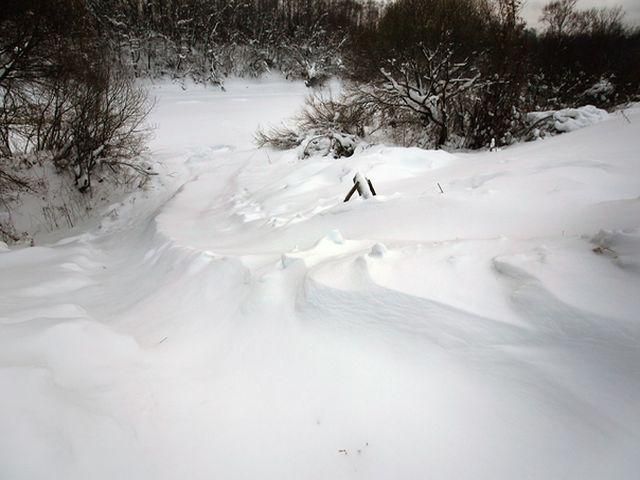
[1,82,639,480]
[527,104,610,134]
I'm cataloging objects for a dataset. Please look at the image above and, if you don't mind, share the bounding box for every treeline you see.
[90,0,381,86]
[350,0,640,148]
[260,0,640,151]
[532,0,640,108]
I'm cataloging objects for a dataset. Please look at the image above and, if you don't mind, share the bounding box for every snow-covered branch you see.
[374,45,483,147]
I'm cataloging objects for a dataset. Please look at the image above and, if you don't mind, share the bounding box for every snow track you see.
[1,81,639,479]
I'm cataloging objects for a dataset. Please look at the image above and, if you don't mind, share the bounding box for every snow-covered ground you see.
[1,78,639,479]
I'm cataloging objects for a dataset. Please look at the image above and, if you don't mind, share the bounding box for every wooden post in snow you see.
[344,172,376,202]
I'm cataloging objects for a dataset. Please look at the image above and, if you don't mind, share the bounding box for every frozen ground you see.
[1,78,639,479]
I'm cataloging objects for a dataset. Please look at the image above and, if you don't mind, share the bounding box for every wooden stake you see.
[367,178,377,196]
[344,173,377,202]
[343,184,359,202]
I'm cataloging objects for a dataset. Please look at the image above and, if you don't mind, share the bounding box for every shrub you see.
[0,0,152,193]
[255,91,373,157]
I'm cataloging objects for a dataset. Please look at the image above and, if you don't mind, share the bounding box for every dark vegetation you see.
[1,0,639,202]
[1,0,151,197]
[327,0,639,150]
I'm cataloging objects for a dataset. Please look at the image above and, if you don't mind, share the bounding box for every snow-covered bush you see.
[0,0,154,242]
[299,133,358,159]
[255,125,301,151]
[350,44,489,149]
[257,128,359,160]
[526,105,609,138]
[1,1,152,193]
[279,20,347,87]
[298,93,374,138]
[581,78,615,104]
[255,92,371,158]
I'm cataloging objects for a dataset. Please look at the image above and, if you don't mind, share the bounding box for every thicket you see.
[89,0,380,87]
[0,0,151,199]
[261,0,640,151]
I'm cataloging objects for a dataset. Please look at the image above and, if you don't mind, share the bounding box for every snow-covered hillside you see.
[1,79,639,480]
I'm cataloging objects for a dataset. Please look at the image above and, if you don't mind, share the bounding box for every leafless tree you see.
[363,44,482,148]
[572,6,627,36]
[539,0,578,36]
[281,16,347,87]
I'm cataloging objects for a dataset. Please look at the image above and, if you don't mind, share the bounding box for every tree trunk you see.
[437,123,448,149]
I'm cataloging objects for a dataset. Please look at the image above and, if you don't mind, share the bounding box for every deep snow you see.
[1,78,639,480]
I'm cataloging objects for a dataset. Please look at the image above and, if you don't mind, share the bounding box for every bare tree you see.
[572,6,627,36]
[364,44,482,148]
[281,16,347,87]
[540,0,578,36]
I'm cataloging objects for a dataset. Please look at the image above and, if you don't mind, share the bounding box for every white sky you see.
[521,0,640,28]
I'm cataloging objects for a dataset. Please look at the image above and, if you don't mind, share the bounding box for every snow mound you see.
[528,105,610,134]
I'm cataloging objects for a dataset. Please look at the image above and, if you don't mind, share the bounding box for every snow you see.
[1,80,639,479]
[527,104,610,133]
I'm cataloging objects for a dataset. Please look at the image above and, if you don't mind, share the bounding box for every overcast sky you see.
[521,0,640,28]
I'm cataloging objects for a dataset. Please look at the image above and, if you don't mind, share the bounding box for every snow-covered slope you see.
[1,80,639,480]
